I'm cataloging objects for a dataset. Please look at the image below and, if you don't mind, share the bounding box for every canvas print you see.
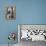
[6,6,16,20]
[18,25,46,46]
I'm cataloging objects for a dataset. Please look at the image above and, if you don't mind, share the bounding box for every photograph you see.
[6,6,16,20]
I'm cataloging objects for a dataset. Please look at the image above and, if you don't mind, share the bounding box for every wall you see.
[16,0,46,24]
[0,0,17,44]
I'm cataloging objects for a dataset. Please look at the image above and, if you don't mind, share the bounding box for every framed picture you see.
[6,6,16,20]
[18,24,46,41]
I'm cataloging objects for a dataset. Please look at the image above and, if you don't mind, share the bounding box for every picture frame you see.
[5,6,16,20]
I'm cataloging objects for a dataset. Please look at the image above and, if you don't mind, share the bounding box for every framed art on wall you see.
[5,6,16,20]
